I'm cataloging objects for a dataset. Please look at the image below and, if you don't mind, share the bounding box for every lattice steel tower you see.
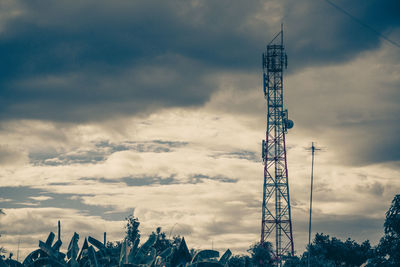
[260,26,294,264]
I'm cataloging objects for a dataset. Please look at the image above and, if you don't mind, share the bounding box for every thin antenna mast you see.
[306,142,321,267]
[17,237,20,262]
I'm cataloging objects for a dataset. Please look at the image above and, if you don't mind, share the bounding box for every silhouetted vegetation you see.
[125,214,140,246]
[0,209,6,258]
[154,226,182,255]
[283,234,372,267]
[367,194,400,267]
[247,242,273,266]
[228,255,251,267]
[0,195,399,266]
[282,194,400,267]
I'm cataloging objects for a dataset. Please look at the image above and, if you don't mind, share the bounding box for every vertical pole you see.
[16,238,20,262]
[58,220,61,241]
[126,239,128,264]
[308,143,315,267]
[104,232,107,246]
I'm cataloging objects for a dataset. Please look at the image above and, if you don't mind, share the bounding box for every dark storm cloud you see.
[0,186,130,221]
[79,176,179,187]
[189,174,238,184]
[30,149,106,166]
[211,150,260,163]
[122,176,178,186]
[283,0,400,70]
[0,0,398,122]
[97,140,188,154]
[80,174,237,186]
[29,139,188,166]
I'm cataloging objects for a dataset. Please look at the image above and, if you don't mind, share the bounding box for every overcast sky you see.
[0,0,399,260]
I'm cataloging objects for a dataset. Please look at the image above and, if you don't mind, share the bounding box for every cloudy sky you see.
[0,0,399,260]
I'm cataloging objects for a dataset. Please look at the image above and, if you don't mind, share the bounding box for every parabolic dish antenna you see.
[287,119,294,129]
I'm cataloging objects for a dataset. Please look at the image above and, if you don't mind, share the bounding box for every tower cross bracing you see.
[260,28,294,264]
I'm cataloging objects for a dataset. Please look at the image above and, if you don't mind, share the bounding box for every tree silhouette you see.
[247,242,273,266]
[228,254,251,267]
[368,194,400,266]
[283,233,371,266]
[125,215,140,246]
[0,209,6,257]
[153,226,182,255]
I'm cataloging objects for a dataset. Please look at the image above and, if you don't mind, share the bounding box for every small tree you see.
[283,254,336,267]
[384,194,400,238]
[306,233,371,267]
[0,209,6,258]
[247,242,273,266]
[153,227,181,255]
[228,255,251,267]
[368,195,400,266]
[282,255,302,267]
[125,215,140,245]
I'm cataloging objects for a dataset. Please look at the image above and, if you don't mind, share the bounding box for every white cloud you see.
[29,196,53,201]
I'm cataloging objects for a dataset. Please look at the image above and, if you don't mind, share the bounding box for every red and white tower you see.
[260,26,294,265]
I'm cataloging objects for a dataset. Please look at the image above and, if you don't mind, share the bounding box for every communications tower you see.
[260,26,294,264]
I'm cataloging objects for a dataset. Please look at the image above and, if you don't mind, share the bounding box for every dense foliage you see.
[106,216,182,256]
[228,255,251,267]
[154,226,182,255]
[111,196,400,267]
[367,194,400,267]
[247,242,273,266]
[125,215,141,245]
[283,234,371,267]
[0,209,6,258]
[0,195,399,267]
[282,194,400,267]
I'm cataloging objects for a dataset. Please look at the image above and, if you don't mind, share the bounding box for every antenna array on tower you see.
[260,26,294,266]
